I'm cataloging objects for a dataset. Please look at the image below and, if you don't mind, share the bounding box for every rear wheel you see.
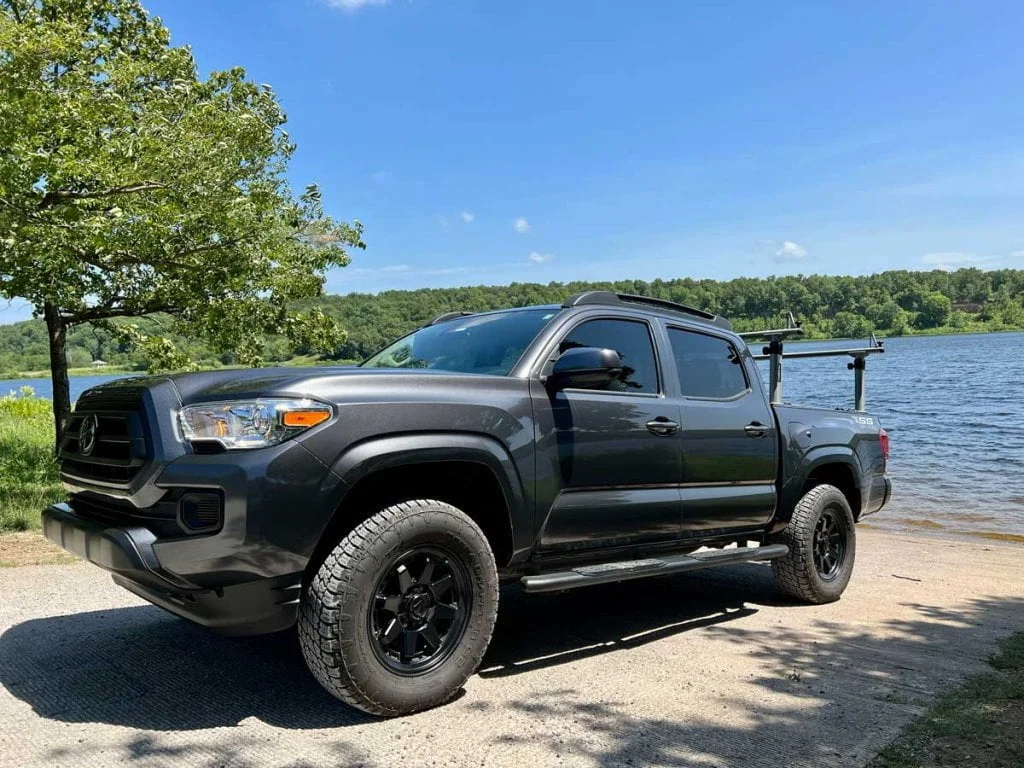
[771,484,856,604]
[299,499,499,716]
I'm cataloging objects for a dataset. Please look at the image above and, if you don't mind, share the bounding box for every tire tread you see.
[771,484,855,604]
[298,499,498,716]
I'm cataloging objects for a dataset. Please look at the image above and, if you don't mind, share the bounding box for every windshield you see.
[361,308,559,375]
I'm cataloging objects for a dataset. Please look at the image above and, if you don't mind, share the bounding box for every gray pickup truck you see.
[43,291,890,716]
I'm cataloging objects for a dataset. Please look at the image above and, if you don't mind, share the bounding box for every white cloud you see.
[514,217,531,234]
[527,251,553,264]
[922,250,1024,270]
[322,0,388,11]
[423,266,474,276]
[370,170,390,184]
[459,211,475,223]
[921,251,984,268]
[348,264,412,276]
[774,241,808,262]
[437,216,450,228]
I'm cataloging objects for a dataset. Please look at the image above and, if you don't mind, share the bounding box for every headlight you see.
[177,398,333,450]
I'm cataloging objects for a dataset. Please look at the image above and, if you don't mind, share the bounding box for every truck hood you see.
[90,366,493,406]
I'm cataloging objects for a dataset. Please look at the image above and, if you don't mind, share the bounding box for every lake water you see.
[761,332,1024,540]
[3,374,142,402]
[5,332,1023,539]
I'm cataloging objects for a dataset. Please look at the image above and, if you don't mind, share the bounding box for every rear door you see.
[531,316,683,552]
[665,324,778,535]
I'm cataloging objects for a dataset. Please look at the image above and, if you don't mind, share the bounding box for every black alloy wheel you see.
[812,507,847,580]
[771,483,857,604]
[299,499,499,716]
[369,547,471,675]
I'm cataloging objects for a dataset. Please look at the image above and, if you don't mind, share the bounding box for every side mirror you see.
[548,347,623,389]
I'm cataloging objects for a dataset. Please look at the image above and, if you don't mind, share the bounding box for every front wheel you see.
[299,499,499,716]
[771,484,856,604]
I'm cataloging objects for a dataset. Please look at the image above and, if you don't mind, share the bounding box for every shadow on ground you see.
[483,592,1024,767]
[0,564,777,733]
[2,563,1023,767]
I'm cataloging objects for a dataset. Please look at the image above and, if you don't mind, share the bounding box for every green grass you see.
[0,365,139,381]
[0,390,62,533]
[871,632,1024,767]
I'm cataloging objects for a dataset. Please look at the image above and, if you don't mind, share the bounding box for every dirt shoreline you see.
[1,529,1022,767]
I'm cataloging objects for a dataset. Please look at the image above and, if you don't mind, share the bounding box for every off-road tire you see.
[771,484,856,604]
[299,499,499,716]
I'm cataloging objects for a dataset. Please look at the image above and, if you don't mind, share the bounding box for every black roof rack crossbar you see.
[426,311,475,326]
[563,291,731,329]
[737,312,804,341]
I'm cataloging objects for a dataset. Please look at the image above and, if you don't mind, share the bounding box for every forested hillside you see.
[2,268,1023,375]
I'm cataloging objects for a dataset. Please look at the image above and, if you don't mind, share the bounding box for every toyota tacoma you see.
[43,291,891,716]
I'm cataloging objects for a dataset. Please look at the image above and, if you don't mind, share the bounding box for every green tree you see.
[832,311,872,339]
[915,292,952,329]
[981,286,1024,327]
[866,300,908,331]
[0,0,364,445]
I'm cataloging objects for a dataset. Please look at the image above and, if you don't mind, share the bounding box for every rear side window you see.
[668,328,747,399]
[558,319,659,394]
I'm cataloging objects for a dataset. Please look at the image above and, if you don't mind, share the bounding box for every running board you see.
[520,543,789,594]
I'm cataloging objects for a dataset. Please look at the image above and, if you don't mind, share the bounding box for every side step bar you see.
[520,543,789,594]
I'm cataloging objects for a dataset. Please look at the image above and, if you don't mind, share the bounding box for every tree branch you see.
[3,0,24,24]
[38,182,171,209]
[66,303,183,326]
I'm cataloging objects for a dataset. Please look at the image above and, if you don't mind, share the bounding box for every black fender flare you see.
[779,446,864,523]
[323,432,531,561]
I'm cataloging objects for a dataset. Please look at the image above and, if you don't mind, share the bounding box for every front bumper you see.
[42,503,302,636]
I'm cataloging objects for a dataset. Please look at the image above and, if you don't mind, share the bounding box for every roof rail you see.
[426,311,474,326]
[562,291,732,330]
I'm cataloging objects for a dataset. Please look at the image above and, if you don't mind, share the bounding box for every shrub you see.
[0,388,62,532]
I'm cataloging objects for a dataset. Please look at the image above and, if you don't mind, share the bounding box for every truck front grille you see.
[60,386,150,486]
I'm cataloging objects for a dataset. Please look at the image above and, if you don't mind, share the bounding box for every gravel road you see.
[2,529,1022,768]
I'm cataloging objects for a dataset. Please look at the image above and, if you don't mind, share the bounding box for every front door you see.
[665,325,778,534]
[532,317,683,553]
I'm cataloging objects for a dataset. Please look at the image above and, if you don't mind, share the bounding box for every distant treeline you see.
[2,268,1023,374]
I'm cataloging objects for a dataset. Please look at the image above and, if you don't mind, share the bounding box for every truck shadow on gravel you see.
[482,594,1024,768]
[480,562,780,677]
[3,561,1023,768]
[0,564,780,732]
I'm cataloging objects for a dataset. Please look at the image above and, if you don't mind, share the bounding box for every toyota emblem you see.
[78,414,100,456]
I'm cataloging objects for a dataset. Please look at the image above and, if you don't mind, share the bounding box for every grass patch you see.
[0,389,62,533]
[0,365,138,381]
[871,632,1024,767]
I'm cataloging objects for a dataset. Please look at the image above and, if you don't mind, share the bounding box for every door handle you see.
[646,417,680,436]
[744,421,769,438]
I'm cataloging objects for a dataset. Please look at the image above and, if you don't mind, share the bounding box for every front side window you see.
[668,327,747,399]
[361,309,557,375]
[557,318,659,393]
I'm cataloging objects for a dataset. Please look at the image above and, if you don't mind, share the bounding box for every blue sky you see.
[4,0,1024,323]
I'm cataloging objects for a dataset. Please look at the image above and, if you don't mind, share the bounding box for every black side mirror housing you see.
[548,347,623,389]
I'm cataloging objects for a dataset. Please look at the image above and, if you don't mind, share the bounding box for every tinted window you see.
[362,309,557,375]
[558,319,658,393]
[668,328,747,398]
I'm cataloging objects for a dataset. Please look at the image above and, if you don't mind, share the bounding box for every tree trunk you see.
[43,302,71,452]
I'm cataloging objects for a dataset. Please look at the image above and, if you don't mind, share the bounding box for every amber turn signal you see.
[282,410,331,428]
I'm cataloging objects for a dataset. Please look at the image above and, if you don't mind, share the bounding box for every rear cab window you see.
[667,327,748,399]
